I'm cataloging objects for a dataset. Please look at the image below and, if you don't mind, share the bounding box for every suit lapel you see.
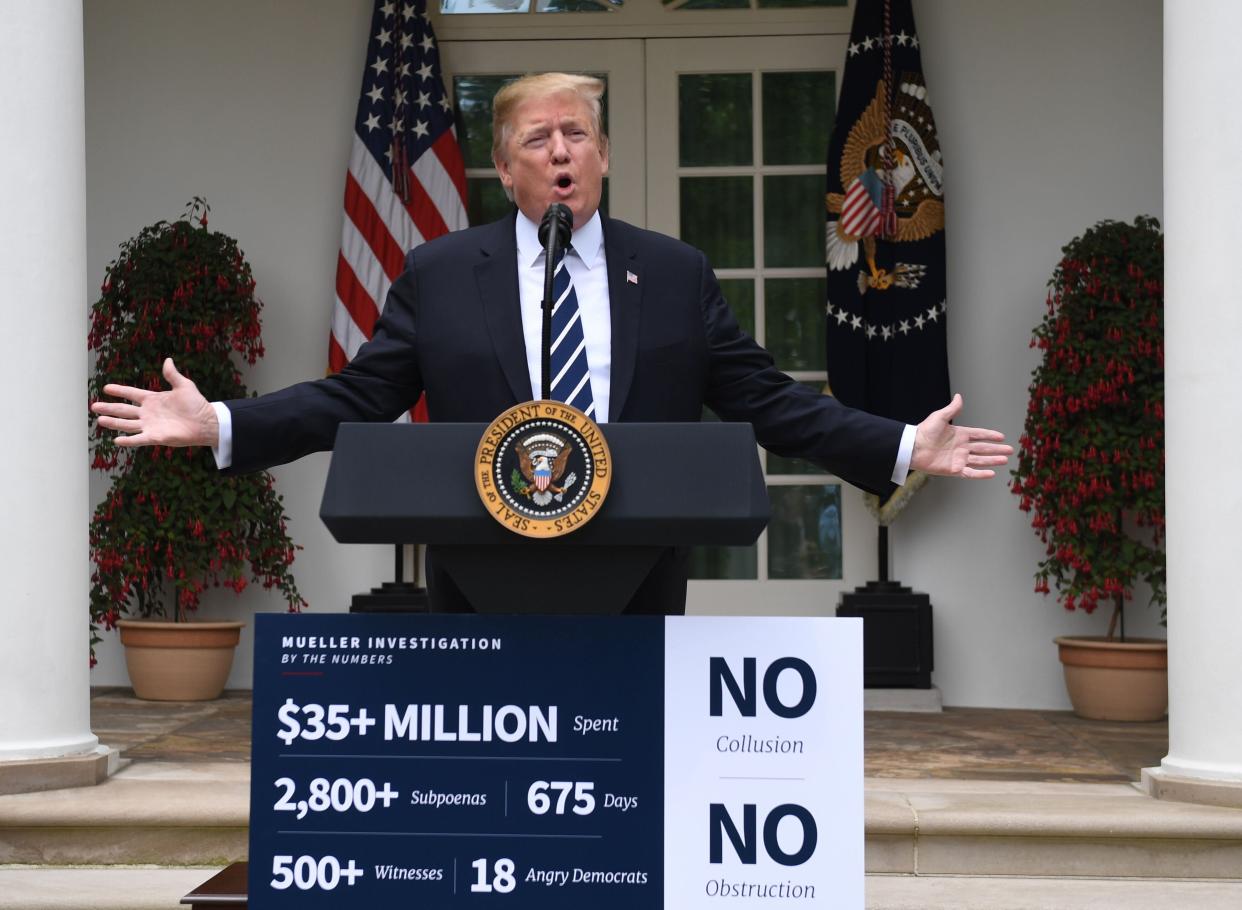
[475,212,533,405]
[603,217,641,421]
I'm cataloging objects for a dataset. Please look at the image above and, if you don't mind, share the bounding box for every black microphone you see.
[538,203,574,251]
[539,204,574,399]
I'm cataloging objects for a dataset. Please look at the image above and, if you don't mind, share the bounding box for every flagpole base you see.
[836,581,933,688]
[349,582,431,613]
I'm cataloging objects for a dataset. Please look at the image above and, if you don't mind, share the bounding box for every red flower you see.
[1011,218,1164,621]
[87,200,303,666]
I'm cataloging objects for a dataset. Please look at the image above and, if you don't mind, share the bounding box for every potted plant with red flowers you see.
[88,198,304,700]
[1011,216,1166,721]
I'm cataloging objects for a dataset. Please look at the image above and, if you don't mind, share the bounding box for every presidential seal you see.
[475,401,611,539]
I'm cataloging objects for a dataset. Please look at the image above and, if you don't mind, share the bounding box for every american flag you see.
[839,174,883,240]
[330,0,468,418]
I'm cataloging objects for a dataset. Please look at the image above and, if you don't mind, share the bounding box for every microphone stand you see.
[541,240,555,400]
[539,204,573,399]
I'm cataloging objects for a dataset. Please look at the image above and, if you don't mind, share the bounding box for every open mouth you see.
[555,175,573,190]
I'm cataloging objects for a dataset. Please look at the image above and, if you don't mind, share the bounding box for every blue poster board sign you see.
[249,614,861,908]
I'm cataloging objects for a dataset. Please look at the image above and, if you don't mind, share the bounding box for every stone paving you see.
[5,694,1232,910]
[90,687,1169,781]
[863,706,1168,782]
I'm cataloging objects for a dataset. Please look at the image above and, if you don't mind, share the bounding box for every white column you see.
[0,0,97,761]
[1156,0,1242,793]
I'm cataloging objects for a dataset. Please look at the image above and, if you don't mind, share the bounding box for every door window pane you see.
[443,0,624,9]
[767,484,842,579]
[681,177,754,268]
[718,278,756,338]
[764,277,826,370]
[468,181,516,225]
[764,174,826,268]
[442,0,531,13]
[767,452,829,475]
[537,0,621,9]
[758,0,846,7]
[689,545,759,580]
[679,74,753,167]
[454,75,517,169]
[762,71,834,166]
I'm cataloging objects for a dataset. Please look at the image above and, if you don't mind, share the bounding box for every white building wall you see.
[84,0,385,689]
[902,0,1164,707]
[85,0,1163,707]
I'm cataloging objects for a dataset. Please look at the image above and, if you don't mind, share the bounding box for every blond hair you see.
[490,72,608,163]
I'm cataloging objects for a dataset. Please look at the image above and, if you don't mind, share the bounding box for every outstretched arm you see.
[91,358,219,448]
[911,393,1012,479]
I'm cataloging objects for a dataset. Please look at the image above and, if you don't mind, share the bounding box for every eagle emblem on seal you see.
[826,76,945,295]
[511,432,578,507]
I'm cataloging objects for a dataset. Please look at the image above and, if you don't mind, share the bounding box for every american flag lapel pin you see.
[626,270,638,285]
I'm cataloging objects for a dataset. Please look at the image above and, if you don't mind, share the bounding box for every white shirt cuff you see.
[891,424,917,486]
[210,401,233,470]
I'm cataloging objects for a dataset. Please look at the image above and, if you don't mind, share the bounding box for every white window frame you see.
[432,0,853,42]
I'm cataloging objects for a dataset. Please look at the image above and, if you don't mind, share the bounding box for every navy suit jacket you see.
[227,212,905,494]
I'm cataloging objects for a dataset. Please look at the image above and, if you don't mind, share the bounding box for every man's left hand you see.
[911,394,1012,479]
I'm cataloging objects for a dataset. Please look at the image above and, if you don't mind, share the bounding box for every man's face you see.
[494,91,609,231]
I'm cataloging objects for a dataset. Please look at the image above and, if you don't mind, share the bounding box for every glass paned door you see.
[647,35,876,615]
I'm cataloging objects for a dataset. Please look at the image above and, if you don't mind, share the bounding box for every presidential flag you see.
[824,0,949,520]
[330,0,468,419]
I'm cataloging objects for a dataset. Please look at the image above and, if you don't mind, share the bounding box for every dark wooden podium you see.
[320,421,770,612]
[182,862,247,907]
[186,420,769,906]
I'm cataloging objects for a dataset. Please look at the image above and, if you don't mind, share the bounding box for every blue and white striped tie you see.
[548,248,595,417]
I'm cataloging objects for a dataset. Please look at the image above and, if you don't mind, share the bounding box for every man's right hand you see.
[91,358,219,448]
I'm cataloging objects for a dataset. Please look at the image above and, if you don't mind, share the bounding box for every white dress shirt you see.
[515,210,612,420]
[214,210,914,483]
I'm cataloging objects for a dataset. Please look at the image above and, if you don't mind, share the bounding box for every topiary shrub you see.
[1011,216,1164,637]
[87,198,304,664]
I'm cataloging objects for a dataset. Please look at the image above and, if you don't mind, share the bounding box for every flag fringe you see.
[864,470,930,526]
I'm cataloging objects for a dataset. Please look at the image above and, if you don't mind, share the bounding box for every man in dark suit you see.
[93,73,1011,613]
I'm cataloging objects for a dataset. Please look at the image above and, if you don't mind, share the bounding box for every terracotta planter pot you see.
[1054,635,1168,722]
[117,620,245,702]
